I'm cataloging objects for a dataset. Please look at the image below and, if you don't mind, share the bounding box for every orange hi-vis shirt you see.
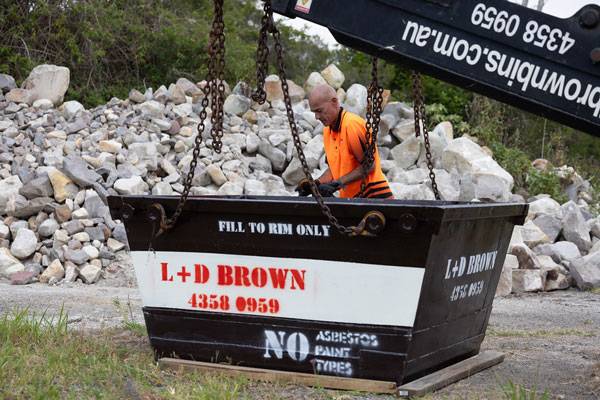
[322,109,393,199]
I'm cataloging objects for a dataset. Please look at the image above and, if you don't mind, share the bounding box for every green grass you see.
[0,306,255,399]
[113,297,146,336]
[494,367,550,400]
[587,288,600,295]
[0,306,364,399]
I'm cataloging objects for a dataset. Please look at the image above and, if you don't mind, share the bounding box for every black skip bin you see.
[108,195,527,384]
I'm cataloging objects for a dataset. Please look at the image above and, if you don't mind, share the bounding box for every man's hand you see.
[317,180,342,197]
[295,178,315,196]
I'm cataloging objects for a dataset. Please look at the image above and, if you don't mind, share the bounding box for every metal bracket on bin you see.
[350,211,386,237]
[118,203,135,222]
[147,203,171,239]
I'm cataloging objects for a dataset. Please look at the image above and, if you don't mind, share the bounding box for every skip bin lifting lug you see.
[350,211,386,237]
[147,203,170,239]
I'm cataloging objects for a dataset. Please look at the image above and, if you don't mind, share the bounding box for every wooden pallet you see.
[158,350,504,397]
[158,358,397,394]
[397,350,505,397]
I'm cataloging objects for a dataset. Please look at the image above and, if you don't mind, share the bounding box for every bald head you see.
[309,84,339,127]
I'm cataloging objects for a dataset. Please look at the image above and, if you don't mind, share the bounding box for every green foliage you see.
[526,168,568,204]
[494,367,550,400]
[113,297,146,335]
[426,103,469,136]
[391,67,473,117]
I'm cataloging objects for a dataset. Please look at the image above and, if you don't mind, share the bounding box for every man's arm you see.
[337,161,375,187]
[316,167,334,184]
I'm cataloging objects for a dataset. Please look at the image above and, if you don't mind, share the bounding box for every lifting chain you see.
[158,0,227,234]
[255,0,379,237]
[411,70,441,200]
[357,56,384,198]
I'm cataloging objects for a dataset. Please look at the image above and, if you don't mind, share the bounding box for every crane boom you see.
[272,0,600,137]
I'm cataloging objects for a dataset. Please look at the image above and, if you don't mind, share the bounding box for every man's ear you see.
[331,96,338,106]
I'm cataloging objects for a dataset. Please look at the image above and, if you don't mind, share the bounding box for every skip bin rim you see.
[108,194,528,223]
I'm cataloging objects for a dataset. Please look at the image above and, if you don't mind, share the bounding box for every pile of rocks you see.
[0,64,597,292]
[497,195,600,295]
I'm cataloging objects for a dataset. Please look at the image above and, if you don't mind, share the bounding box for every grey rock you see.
[559,202,592,252]
[64,219,85,235]
[512,269,547,293]
[10,228,37,259]
[191,168,211,187]
[391,136,420,169]
[111,223,128,244]
[152,182,173,195]
[9,220,28,238]
[495,260,512,297]
[84,227,105,242]
[64,249,90,265]
[63,262,79,283]
[521,220,550,248]
[510,243,540,269]
[23,64,70,105]
[38,219,59,237]
[128,142,158,171]
[128,89,146,103]
[0,175,23,213]
[532,242,582,264]
[532,214,562,243]
[258,139,286,171]
[0,248,22,278]
[84,190,107,218]
[544,272,569,291]
[24,263,43,275]
[79,264,101,284]
[569,257,600,290]
[528,197,560,217]
[100,249,117,260]
[64,154,102,187]
[59,100,84,120]
[0,74,17,94]
[19,172,53,199]
[114,176,149,195]
[65,118,86,134]
[344,84,368,118]
[223,94,250,116]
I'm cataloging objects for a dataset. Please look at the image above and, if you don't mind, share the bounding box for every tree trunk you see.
[537,0,546,11]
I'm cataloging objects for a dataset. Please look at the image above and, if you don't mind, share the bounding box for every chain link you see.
[411,70,441,200]
[168,0,226,228]
[357,56,384,198]
[251,1,272,104]
[245,1,354,235]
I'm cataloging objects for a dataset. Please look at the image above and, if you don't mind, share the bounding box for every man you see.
[297,84,393,199]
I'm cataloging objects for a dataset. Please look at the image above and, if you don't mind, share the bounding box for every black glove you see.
[295,178,315,196]
[317,180,342,197]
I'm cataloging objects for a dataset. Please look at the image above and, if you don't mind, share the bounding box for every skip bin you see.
[108,195,527,384]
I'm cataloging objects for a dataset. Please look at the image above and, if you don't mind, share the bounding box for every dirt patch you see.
[1,281,598,399]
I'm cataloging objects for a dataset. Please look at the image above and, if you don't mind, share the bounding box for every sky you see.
[275,0,600,48]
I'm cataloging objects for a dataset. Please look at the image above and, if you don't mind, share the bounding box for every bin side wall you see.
[144,307,411,382]
[404,216,516,380]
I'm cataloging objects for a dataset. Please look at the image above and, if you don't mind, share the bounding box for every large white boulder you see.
[442,138,514,202]
[303,72,327,95]
[320,64,345,90]
[22,64,70,105]
[344,84,368,118]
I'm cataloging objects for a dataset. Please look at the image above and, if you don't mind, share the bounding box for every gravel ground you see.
[1,278,598,399]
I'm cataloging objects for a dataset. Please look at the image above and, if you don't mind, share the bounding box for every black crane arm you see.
[272,0,600,137]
